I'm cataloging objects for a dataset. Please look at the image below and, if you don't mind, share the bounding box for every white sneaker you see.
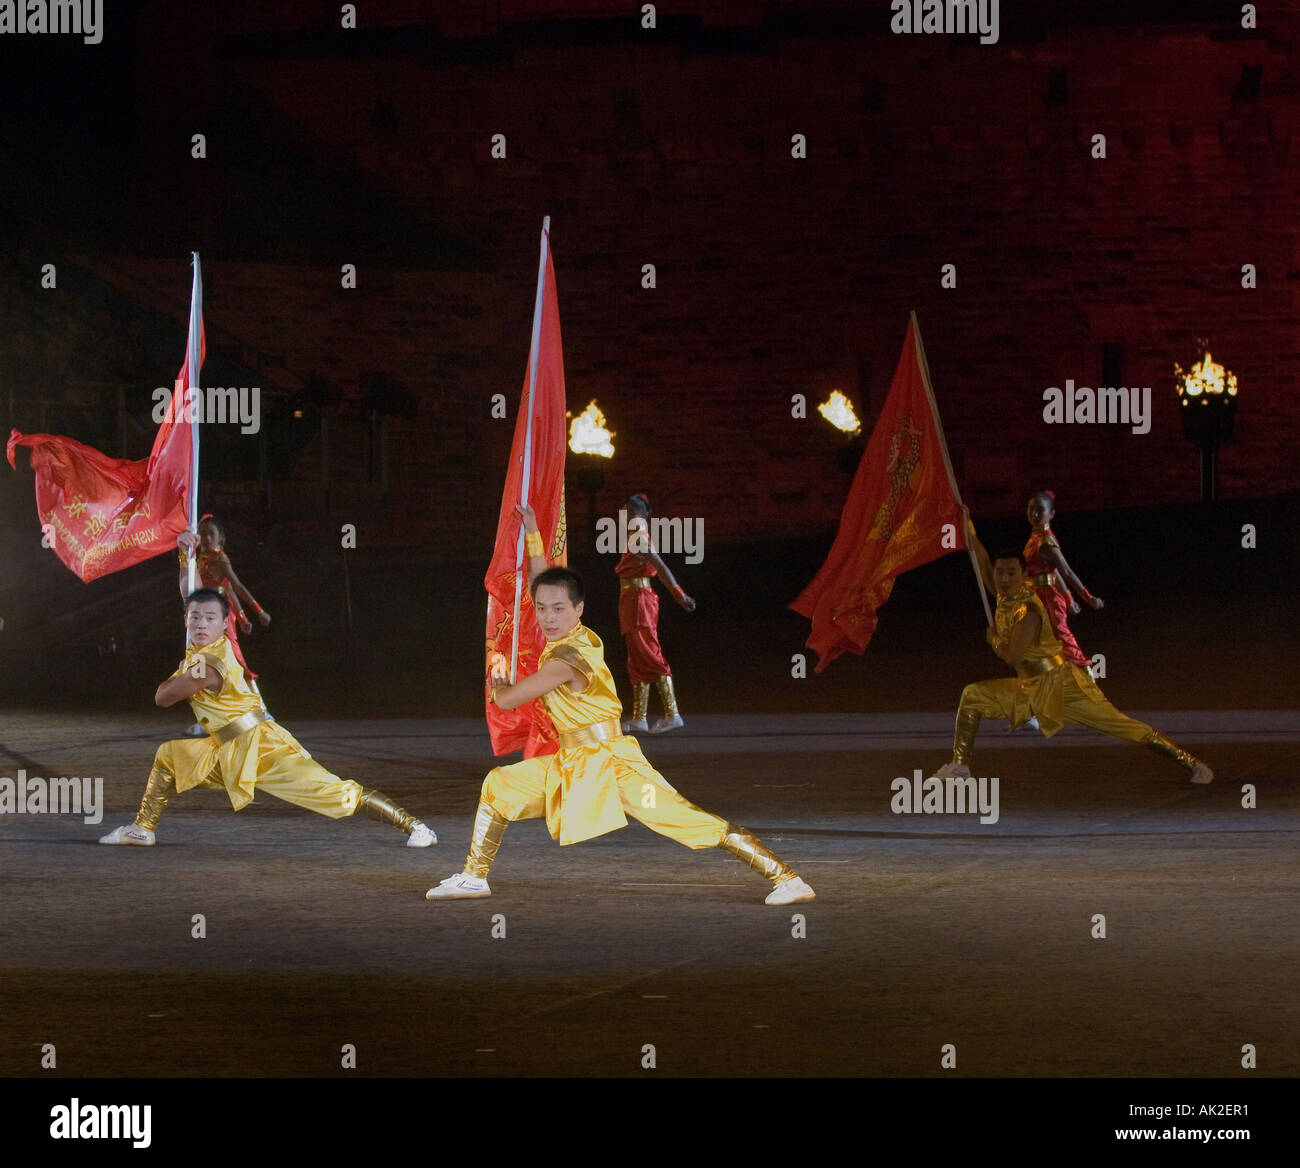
[1189,764,1214,785]
[1008,715,1040,733]
[765,876,815,905]
[425,872,491,900]
[185,723,207,737]
[930,762,971,780]
[407,822,437,847]
[99,824,155,846]
[622,718,649,733]
[649,714,684,734]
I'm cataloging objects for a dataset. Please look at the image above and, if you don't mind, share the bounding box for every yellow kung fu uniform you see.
[952,586,1184,765]
[482,625,727,848]
[151,634,361,819]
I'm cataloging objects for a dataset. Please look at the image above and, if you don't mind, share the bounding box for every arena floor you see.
[2,709,1295,1081]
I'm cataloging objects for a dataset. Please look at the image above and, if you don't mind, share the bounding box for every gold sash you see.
[557,719,623,750]
[620,577,652,591]
[1015,654,1065,679]
[211,708,270,744]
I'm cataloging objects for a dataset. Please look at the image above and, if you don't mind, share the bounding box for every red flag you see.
[484,224,568,757]
[8,329,205,584]
[791,314,965,671]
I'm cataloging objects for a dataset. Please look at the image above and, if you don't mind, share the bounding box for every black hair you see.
[186,587,230,617]
[198,515,224,538]
[991,549,1026,570]
[530,566,584,604]
[626,494,651,517]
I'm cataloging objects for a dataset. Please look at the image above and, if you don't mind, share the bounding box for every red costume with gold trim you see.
[1023,527,1089,669]
[195,548,258,681]
[616,548,672,683]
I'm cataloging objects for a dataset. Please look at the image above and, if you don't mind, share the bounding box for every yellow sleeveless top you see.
[537,625,622,729]
[993,586,1063,666]
[174,634,264,733]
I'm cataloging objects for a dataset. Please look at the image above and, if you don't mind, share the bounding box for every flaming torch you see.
[568,400,615,550]
[1174,346,1237,502]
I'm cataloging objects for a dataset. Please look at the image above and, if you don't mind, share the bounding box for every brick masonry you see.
[2,4,1296,557]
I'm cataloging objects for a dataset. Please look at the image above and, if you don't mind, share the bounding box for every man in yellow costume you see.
[932,521,1213,785]
[426,505,814,905]
[99,588,436,847]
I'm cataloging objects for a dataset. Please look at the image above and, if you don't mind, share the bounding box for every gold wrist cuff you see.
[524,531,545,557]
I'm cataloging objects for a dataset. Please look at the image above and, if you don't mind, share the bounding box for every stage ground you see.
[1,710,1296,1078]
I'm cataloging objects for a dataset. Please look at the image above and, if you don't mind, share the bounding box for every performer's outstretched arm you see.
[643,548,695,611]
[1037,544,1103,610]
[155,658,222,708]
[176,530,198,601]
[220,560,271,627]
[515,503,550,581]
[488,658,582,710]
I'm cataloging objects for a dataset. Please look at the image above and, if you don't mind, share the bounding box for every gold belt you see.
[1016,654,1065,679]
[1027,573,1058,588]
[558,719,623,750]
[211,708,270,744]
[620,577,652,592]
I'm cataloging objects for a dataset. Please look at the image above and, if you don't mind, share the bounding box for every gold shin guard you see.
[952,706,982,767]
[1142,730,1200,772]
[356,788,419,835]
[655,675,680,718]
[135,767,175,832]
[718,823,795,885]
[631,682,651,724]
[464,801,509,879]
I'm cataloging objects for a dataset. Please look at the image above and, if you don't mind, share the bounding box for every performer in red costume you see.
[615,493,695,733]
[177,515,270,683]
[1023,491,1103,671]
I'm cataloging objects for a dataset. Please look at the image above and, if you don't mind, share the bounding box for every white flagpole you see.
[185,252,203,598]
[910,310,993,627]
[509,217,550,684]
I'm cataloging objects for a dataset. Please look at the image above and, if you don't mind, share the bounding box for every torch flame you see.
[568,400,616,458]
[818,390,861,434]
[1175,350,1238,398]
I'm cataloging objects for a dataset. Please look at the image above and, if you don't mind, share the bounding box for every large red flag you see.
[8,329,205,584]
[484,222,568,757]
[791,313,966,671]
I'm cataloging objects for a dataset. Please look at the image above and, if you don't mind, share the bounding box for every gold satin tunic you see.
[989,586,1104,736]
[160,635,358,815]
[482,624,725,848]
